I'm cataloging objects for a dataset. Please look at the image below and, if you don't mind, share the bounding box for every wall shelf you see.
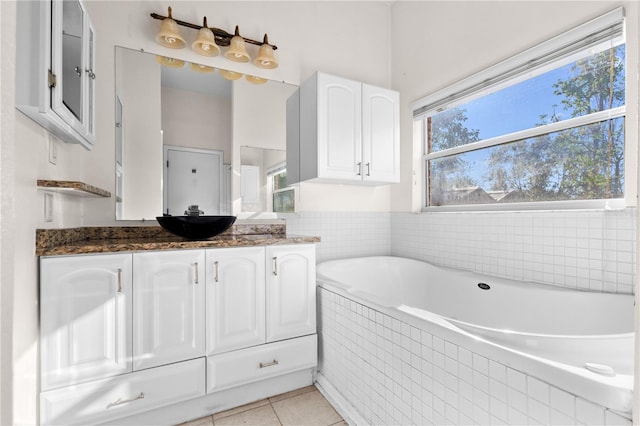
[37,180,111,198]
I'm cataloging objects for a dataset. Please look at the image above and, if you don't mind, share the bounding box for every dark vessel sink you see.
[156,215,236,240]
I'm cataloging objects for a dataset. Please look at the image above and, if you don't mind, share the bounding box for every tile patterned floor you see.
[179,385,346,426]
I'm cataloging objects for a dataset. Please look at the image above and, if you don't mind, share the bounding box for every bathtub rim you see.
[317,273,634,415]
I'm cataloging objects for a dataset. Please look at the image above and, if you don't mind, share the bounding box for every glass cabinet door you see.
[60,0,83,122]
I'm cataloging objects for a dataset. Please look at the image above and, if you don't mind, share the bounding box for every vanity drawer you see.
[40,358,205,425]
[207,334,317,393]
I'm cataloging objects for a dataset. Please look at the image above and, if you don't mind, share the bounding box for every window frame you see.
[413,7,632,212]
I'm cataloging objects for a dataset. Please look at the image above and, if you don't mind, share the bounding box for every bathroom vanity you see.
[36,226,319,425]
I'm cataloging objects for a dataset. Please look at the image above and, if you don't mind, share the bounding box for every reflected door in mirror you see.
[164,146,223,216]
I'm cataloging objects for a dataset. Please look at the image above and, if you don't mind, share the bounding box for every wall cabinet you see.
[288,72,399,185]
[39,244,316,425]
[16,0,96,149]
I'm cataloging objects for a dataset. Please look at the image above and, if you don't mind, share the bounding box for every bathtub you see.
[316,256,635,421]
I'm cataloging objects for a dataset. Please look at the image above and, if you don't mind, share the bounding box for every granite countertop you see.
[37,225,320,256]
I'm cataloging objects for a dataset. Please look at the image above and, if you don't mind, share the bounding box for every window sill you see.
[421,198,629,213]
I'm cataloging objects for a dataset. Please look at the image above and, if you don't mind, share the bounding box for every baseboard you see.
[315,372,367,426]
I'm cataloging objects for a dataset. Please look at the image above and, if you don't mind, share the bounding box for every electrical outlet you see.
[49,138,57,165]
[44,193,53,222]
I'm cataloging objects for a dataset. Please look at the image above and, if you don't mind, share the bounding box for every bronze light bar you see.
[149,11,278,50]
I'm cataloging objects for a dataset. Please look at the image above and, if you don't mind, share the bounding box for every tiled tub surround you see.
[391,208,637,294]
[317,288,633,426]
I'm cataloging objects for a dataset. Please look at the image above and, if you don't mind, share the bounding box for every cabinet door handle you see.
[106,392,144,409]
[74,66,82,77]
[272,257,278,276]
[356,162,362,176]
[366,162,371,176]
[194,262,199,284]
[85,69,96,80]
[214,261,219,283]
[116,268,122,293]
[259,359,279,368]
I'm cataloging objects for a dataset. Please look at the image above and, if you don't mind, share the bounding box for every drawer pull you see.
[214,261,219,283]
[107,392,144,409]
[116,268,122,293]
[194,262,199,284]
[259,359,279,368]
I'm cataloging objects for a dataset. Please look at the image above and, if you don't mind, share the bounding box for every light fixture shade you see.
[156,55,185,68]
[253,34,278,69]
[246,75,267,85]
[190,63,215,73]
[155,8,185,49]
[224,26,250,63]
[192,18,220,57]
[220,69,243,80]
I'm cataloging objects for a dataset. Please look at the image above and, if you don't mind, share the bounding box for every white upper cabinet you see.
[362,84,400,183]
[289,72,399,185]
[265,245,316,342]
[40,254,132,391]
[16,0,96,149]
[206,247,266,355]
[133,250,206,370]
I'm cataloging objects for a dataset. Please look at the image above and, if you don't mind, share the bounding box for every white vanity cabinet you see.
[289,72,399,185]
[39,243,316,425]
[133,250,206,370]
[206,247,266,355]
[16,0,96,149]
[40,253,132,391]
[266,245,317,342]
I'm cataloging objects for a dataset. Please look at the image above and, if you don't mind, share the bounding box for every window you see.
[268,166,295,213]
[414,8,626,209]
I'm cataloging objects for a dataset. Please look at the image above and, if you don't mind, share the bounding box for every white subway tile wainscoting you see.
[391,209,636,294]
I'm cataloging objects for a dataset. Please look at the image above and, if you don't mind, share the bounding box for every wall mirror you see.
[239,146,295,219]
[114,46,297,221]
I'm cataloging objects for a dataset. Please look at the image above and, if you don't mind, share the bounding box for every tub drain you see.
[477,283,491,290]
[585,362,615,376]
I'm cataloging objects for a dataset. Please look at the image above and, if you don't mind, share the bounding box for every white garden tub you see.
[316,256,635,415]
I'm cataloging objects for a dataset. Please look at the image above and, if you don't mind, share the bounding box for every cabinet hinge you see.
[48,70,57,89]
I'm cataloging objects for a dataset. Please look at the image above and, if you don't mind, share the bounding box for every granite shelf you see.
[37,180,111,198]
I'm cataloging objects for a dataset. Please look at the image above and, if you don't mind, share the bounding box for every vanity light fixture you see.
[224,26,251,63]
[156,55,185,68]
[253,34,278,69]
[150,7,278,68]
[245,75,267,85]
[189,63,215,73]
[155,7,186,49]
[219,69,243,80]
[192,17,220,57]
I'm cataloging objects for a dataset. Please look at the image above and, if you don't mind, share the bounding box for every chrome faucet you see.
[185,205,204,216]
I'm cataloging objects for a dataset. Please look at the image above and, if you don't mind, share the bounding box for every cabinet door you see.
[40,253,132,391]
[316,73,362,181]
[265,245,316,342]
[50,0,96,147]
[206,247,265,355]
[133,250,205,370]
[362,84,400,183]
